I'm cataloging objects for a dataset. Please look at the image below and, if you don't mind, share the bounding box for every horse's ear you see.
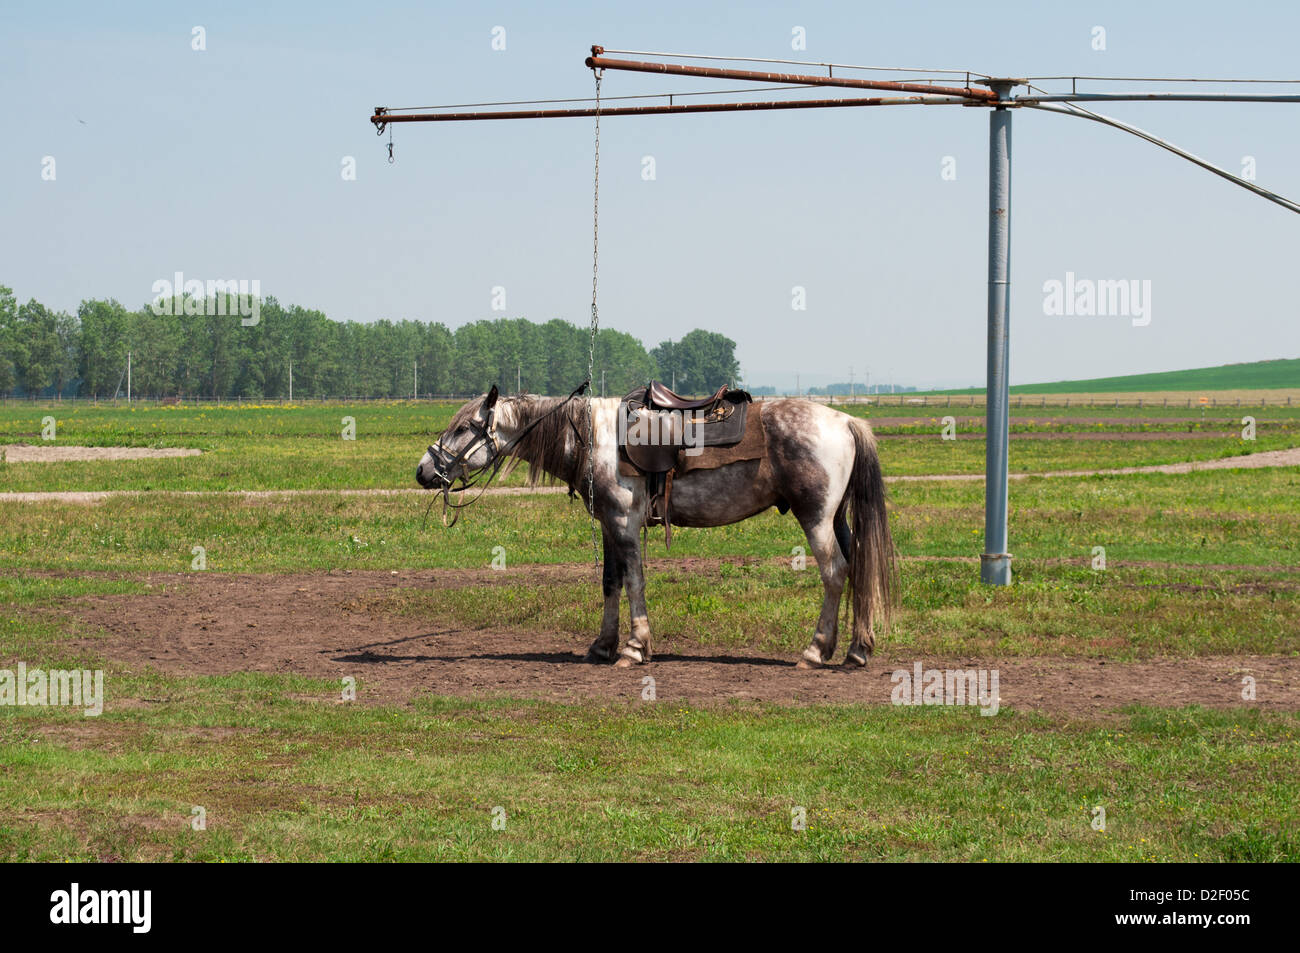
[485,384,499,408]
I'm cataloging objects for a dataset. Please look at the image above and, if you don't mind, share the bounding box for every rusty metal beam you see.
[370,94,968,127]
[584,52,998,102]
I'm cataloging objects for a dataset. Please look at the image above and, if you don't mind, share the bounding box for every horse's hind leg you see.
[837,510,871,668]
[585,533,623,663]
[796,511,850,669]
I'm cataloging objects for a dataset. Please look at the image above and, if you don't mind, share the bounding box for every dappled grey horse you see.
[416,385,895,668]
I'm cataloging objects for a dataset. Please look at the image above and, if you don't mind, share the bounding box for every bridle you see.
[423,382,591,527]
[425,401,499,490]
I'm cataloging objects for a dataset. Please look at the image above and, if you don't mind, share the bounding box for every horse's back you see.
[666,399,864,528]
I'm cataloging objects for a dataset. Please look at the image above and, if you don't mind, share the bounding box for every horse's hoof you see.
[842,652,869,669]
[585,650,614,664]
[795,657,823,670]
[616,646,646,667]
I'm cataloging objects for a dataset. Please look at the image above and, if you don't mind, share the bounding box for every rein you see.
[425,382,591,528]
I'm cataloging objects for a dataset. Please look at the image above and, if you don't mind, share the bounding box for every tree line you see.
[0,285,741,399]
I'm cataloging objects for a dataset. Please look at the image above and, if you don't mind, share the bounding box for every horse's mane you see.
[498,394,588,495]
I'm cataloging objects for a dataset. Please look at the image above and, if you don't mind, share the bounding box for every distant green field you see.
[934,357,1300,395]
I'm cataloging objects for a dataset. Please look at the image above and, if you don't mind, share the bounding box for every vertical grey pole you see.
[982,84,1013,585]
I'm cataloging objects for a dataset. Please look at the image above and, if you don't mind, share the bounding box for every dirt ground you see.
[58,566,1300,717]
[1,444,202,462]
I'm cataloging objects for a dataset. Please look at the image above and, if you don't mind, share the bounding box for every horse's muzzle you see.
[415,462,449,490]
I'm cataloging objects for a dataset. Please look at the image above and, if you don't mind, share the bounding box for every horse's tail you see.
[847,417,896,655]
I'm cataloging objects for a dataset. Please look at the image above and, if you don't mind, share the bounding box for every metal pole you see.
[127,351,131,404]
[982,83,1014,585]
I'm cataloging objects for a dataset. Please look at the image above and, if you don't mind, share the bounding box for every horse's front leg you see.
[585,532,623,663]
[614,530,651,667]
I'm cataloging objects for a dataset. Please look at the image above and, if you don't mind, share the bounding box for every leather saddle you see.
[617,381,751,545]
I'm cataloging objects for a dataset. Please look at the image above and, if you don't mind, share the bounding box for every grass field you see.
[1,398,1297,861]
[931,356,1300,396]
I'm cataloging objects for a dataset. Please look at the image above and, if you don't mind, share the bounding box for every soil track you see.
[63,567,1300,716]
[2,444,202,462]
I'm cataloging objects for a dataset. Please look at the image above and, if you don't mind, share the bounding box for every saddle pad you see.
[674,401,767,474]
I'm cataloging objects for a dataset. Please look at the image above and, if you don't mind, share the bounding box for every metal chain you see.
[584,70,603,568]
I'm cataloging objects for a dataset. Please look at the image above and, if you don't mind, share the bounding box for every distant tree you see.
[14,299,63,395]
[452,321,498,393]
[0,286,18,395]
[77,299,130,397]
[0,285,746,400]
[653,329,739,394]
[595,328,658,396]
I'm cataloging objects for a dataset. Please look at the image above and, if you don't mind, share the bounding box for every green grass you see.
[0,467,1295,573]
[0,400,1296,861]
[932,357,1300,395]
[1,682,1294,861]
[1,400,1297,491]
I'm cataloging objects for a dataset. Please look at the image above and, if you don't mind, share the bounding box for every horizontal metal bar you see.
[381,85,818,113]
[597,47,991,77]
[371,94,969,125]
[584,54,998,101]
[1018,92,1300,103]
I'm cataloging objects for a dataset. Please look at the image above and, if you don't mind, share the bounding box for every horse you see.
[416,384,895,669]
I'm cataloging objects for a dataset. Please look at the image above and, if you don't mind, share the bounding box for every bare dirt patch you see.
[2,443,201,462]
[62,568,1300,717]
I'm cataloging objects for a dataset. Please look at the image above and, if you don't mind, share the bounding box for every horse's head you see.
[416,385,502,489]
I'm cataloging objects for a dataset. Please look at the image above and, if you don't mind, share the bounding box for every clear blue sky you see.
[3,0,1298,390]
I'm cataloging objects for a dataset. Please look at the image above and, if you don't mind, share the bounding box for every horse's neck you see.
[501,396,580,482]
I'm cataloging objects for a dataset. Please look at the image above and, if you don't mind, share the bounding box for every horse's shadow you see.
[331,636,791,668]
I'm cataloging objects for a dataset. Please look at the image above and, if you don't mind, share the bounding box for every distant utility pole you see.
[414,360,418,399]
[517,362,521,394]
[601,368,605,397]
[127,351,131,403]
[289,360,293,401]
